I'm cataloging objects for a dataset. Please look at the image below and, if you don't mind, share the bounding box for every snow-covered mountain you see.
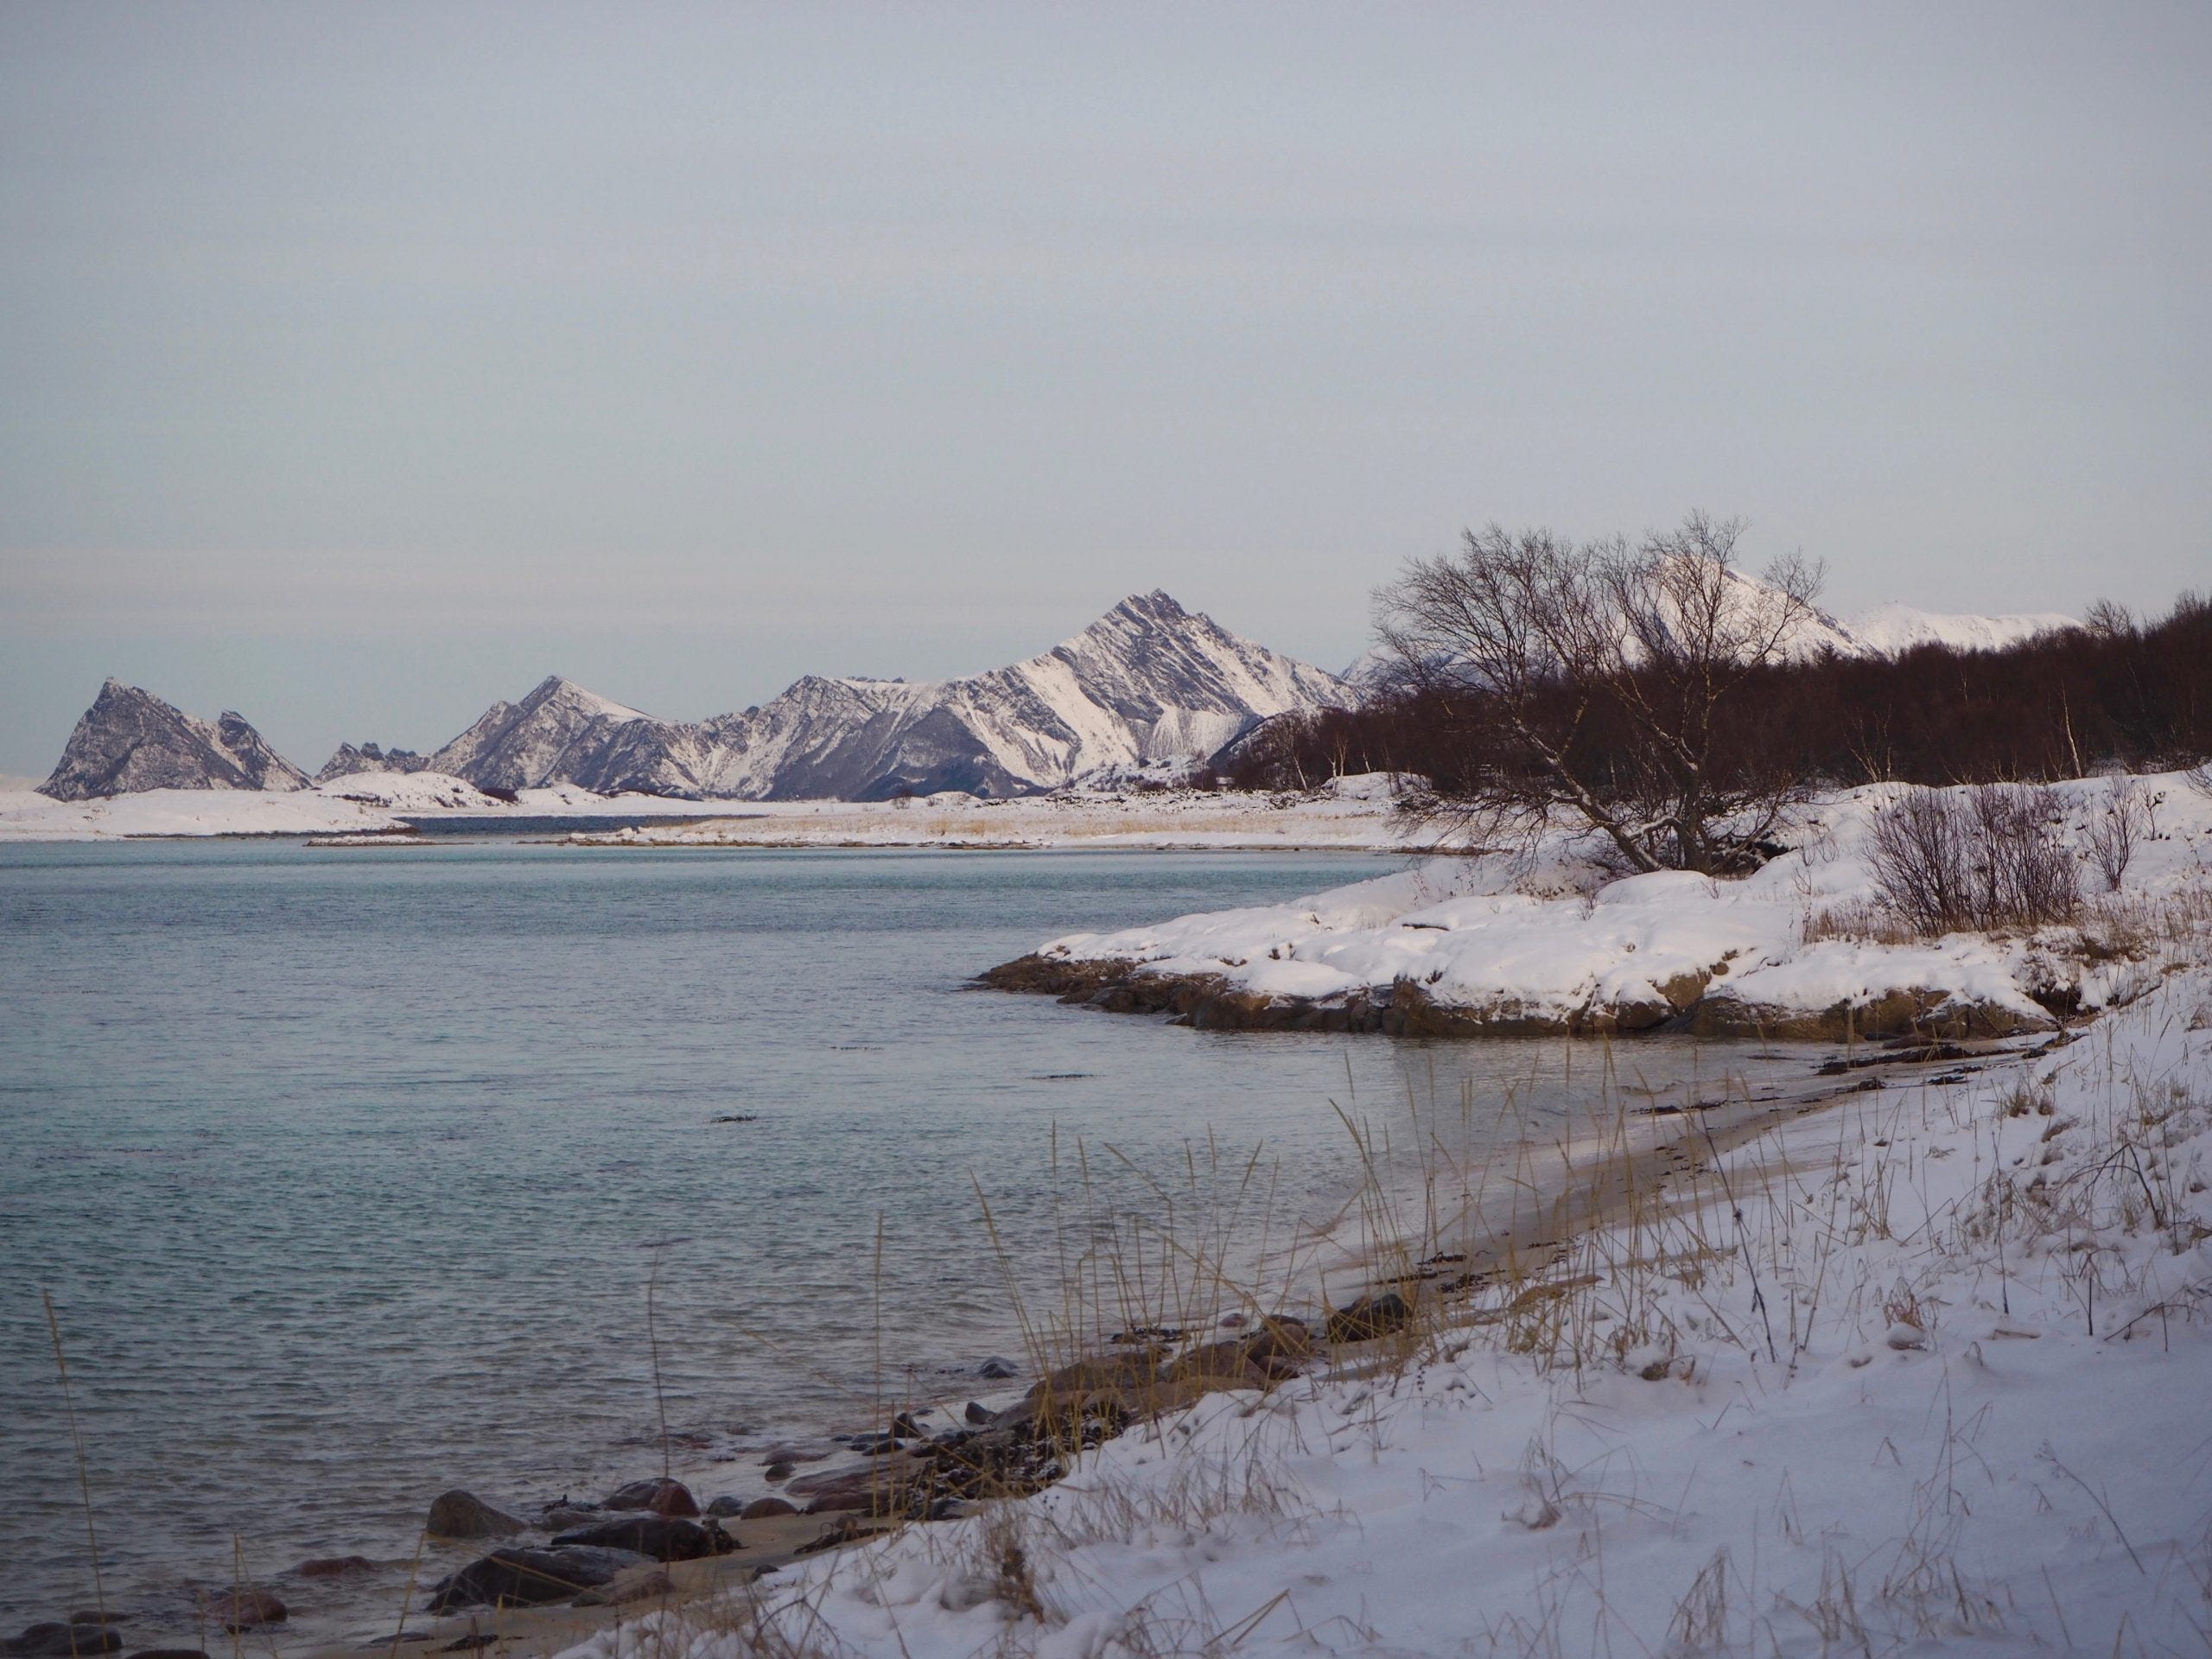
[423,677,653,794]
[415,592,1351,800]
[38,680,308,801]
[1842,602,2077,657]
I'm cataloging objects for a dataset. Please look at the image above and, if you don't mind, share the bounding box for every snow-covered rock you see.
[38,679,308,801]
[315,741,434,782]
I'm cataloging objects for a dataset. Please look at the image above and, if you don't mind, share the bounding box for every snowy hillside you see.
[1845,601,2078,655]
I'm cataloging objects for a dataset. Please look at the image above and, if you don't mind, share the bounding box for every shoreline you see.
[221,1031,2050,1659]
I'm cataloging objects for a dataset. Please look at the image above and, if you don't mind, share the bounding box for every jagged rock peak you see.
[40,679,309,801]
[425,675,656,793]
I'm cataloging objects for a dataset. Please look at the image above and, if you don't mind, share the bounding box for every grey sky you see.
[3,2,2208,778]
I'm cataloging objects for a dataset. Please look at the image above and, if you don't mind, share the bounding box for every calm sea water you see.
[0,842,1798,1643]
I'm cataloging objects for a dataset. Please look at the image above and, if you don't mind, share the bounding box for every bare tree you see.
[1375,512,1826,873]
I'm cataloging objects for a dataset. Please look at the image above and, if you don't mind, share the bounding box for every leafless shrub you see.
[2084,775,2148,892]
[1867,790,1975,934]
[1974,784,2081,926]
[1869,784,2078,934]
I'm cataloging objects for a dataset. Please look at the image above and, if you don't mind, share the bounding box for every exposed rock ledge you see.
[980,953,2056,1043]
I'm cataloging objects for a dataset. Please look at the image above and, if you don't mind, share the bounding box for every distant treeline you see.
[1227,590,2212,794]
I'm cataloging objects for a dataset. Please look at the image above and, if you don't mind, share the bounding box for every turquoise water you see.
[0,842,1786,1643]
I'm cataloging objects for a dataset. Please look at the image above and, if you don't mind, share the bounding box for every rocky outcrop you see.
[1688,987,2052,1042]
[984,954,2055,1044]
[314,742,431,783]
[39,681,308,801]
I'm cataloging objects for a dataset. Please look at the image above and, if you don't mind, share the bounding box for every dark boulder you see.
[427,1547,645,1613]
[601,1478,699,1517]
[739,1497,797,1520]
[976,1357,1020,1380]
[423,1491,527,1541]
[1325,1292,1411,1344]
[7,1626,122,1658]
[785,1455,930,1517]
[550,1516,734,1562]
[702,1495,747,1518]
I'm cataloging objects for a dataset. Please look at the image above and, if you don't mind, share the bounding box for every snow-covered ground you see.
[0,772,765,841]
[1020,772,2212,1040]
[569,774,1416,850]
[0,772,1418,847]
[556,957,2212,1658]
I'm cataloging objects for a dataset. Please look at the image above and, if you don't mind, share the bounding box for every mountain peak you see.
[518,676,652,723]
[40,681,308,801]
[1107,589,1192,626]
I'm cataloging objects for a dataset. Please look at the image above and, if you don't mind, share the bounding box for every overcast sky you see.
[3,3,2208,778]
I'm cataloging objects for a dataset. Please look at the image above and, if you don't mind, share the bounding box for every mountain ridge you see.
[409,591,1351,800]
[33,590,2086,803]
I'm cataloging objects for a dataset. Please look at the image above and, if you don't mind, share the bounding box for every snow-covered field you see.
[1019,772,2212,1042]
[0,773,761,841]
[556,960,2212,1657]
[568,775,1414,850]
[0,772,1416,848]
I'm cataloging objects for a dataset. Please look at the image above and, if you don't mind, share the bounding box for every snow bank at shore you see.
[0,772,1415,847]
[1012,772,2212,1040]
[561,962,2212,1657]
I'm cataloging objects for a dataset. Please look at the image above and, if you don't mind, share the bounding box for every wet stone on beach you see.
[423,1490,527,1541]
[549,1515,735,1561]
[601,1478,699,1516]
[6,1625,123,1659]
[427,1546,646,1612]
[1325,1291,1410,1344]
